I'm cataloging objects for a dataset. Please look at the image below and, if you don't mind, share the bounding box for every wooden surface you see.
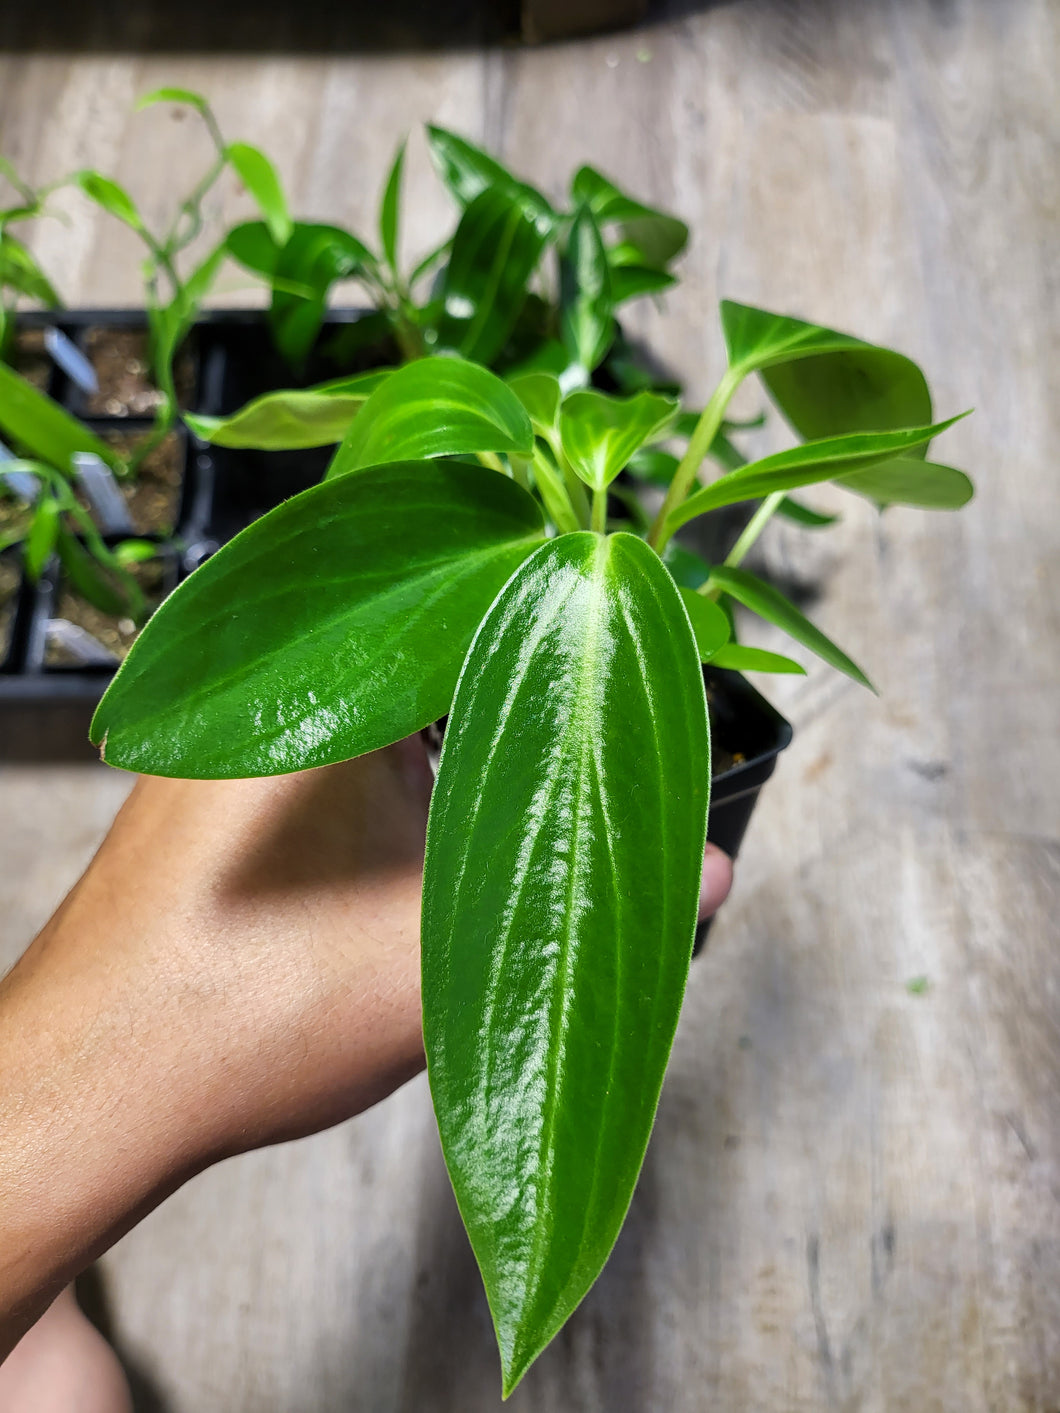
[2,0,1059,1407]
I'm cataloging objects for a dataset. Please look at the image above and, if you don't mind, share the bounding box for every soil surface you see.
[11,328,52,392]
[98,430,184,535]
[44,554,170,666]
[81,327,196,416]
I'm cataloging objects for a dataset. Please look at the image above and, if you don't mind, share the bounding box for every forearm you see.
[0,756,430,1362]
[0,917,216,1357]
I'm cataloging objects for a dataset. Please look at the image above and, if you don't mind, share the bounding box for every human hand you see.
[0,736,731,1356]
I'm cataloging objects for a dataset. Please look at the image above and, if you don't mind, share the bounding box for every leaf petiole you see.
[648,363,743,552]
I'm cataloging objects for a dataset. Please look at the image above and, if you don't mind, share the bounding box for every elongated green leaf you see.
[427,126,519,204]
[837,457,974,510]
[438,188,552,365]
[721,300,933,446]
[667,416,965,533]
[227,142,292,246]
[328,357,532,477]
[75,171,143,230]
[708,644,806,674]
[0,234,60,305]
[423,531,709,1396]
[508,372,562,441]
[426,126,552,221]
[679,587,730,660]
[91,462,545,776]
[0,362,118,473]
[662,540,712,591]
[185,371,391,449]
[269,222,376,368]
[225,219,280,277]
[709,564,873,689]
[56,526,131,617]
[571,166,688,267]
[560,389,677,491]
[560,205,613,373]
[136,86,209,113]
[775,496,839,528]
[24,494,59,580]
[627,447,679,487]
[609,264,676,304]
[379,138,405,273]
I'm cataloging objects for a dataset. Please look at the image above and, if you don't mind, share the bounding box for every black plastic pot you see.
[694,666,791,952]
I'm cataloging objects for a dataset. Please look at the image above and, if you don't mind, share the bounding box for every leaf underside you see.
[422,531,710,1396]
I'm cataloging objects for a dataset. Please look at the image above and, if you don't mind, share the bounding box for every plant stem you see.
[591,486,608,534]
[724,490,784,569]
[531,446,581,534]
[647,364,743,554]
[699,489,784,602]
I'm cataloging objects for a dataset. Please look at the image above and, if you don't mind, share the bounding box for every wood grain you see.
[1,0,1058,1406]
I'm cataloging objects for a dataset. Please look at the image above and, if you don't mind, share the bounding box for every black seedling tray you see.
[0,308,383,758]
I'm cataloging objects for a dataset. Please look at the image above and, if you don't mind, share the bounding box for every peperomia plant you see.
[90,281,973,1387]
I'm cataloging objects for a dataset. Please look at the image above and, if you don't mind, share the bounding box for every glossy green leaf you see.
[708,564,873,689]
[379,138,406,273]
[559,389,677,491]
[24,494,59,580]
[75,171,143,231]
[0,362,118,473]
[837,457,974,510]
[438,188,552,365]
[185,371,391,449]
[626,447,679,487]
[708,644,806,674]
[662,540,712,591]
[56,526,130,617]
[609,264,676,305]
[91,462,545,776]
[667,416,965,533]
[225,219,280,277]
[508,372,562,442]
[269,222,376,369]
[720,300,933,447]
[560,205,613,373]
[426,126,552,221]
[422,531,709,1396]
[775,496,839,528]
[571,166,688,267]
[136,86,209,113]
[327,358,532,477]
[227,142,292,246]
[679,587,730,660]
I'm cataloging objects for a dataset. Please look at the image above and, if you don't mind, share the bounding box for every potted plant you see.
[0,90,687,685]
[3,94,974,1393]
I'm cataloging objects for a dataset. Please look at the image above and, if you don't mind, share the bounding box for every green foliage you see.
[437,187,552,364]
[226,143,292,246]
[91,462,545,774]
[559,388,676,491]
[3,109,978,1398]
[0,361,118,472]
[185,371,390,449]
[422,533,709,1394]
[326,358,532,476]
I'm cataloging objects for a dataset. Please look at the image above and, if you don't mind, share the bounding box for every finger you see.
[698,843,733,920]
